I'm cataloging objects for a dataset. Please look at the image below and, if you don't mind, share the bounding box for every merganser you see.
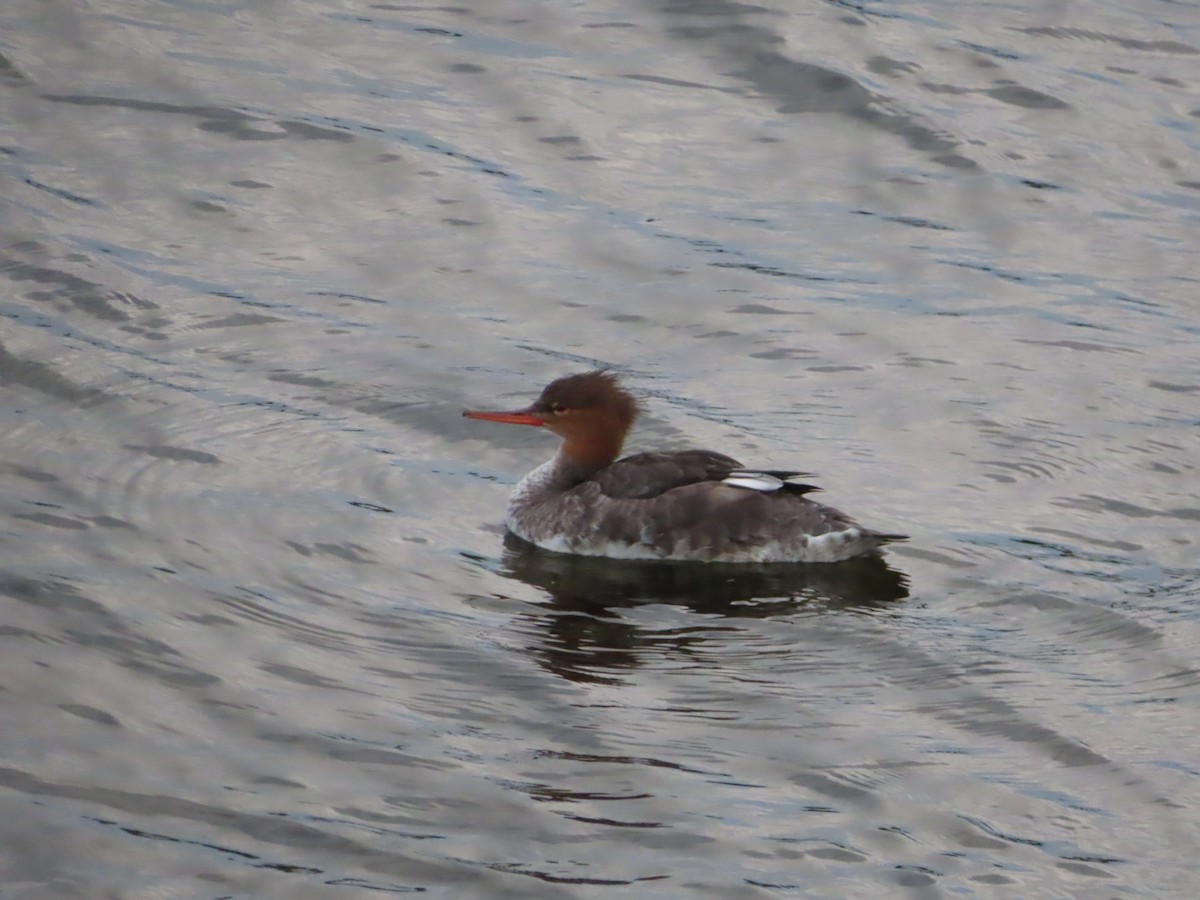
[464,371,907,563]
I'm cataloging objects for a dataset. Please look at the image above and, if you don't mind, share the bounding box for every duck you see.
[464,370,906,562]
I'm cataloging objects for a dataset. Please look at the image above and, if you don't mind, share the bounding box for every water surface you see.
[2,0,1199,896]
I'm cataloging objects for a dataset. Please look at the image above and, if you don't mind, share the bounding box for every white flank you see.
[722,472,783,492]
[519,526,879,563]
[803,528,866,563]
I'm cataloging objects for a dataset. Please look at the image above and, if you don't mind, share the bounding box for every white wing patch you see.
[722,471,784,492]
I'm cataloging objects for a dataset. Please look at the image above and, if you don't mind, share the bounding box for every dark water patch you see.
[1148,380,1198,393]
[985,535,1144,583]
[925,74,1064,110]
[729,53,872,115]
[911,695,1110,768]
[1016,27,1199,55]
[979,459,1066,482]
[729,302,791,314]
[715,260,835,281]
[884,214,954,231]
[802,843,869,862]
[414,25,465,37]
[279,120,356,142]
[826,623,1150,776]
[750,347,816,360]
[260,731,451,771]
[66,629,182,661]
[623,73,735,92]
[955,40,1022,62]
[195,119,289,140]
[0,50,32,85]
[0,574,106,616]
[559,812,663,828]
[266,372,336,388]
[1053,494,1200,523]
[14,512,89,530]
[212,588,366,654]
[867,55,919,77]
[260,663,357,691]
[1,253,149,323]
[23,176,101,206]
[0,768,470,888]
[978,590,1163,654]
[123,444,220,464]
[1057,859,1117,878]
[43,94,358,145]
[325,877,429,893]
[1016,338,1132,353]
[791,770,881,807]
[1028,526,1141,553]
[59,703,121,727]
[939,258,1033,284]
[655,2,972,164]
[347,501,394,513]
[0,575,227,690]
[0,624,46,641]
[922,81,973,96]
[483,861,664,886]
[306,290,386,305]
[196,313,286,328]
[313,542,375,563]
[4,464,59,483]
[985,84,1070,109]
[41,94,260,121]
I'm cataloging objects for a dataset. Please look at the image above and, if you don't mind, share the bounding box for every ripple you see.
[0,766,466,887]
[973,415,1097,485]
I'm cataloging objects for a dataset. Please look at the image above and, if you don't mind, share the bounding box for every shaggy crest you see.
[533,370,641,428]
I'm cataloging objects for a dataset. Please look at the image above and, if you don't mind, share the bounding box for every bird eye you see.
[550,403,567,415]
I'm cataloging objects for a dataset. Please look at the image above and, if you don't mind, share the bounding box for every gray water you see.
[2,0,1199,897]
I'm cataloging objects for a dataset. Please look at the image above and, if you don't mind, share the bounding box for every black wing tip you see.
[784,482,823,496]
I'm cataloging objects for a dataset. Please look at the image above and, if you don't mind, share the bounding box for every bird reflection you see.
[498,533,909,684]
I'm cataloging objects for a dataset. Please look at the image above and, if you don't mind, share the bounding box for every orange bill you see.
[462,407,545,426]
